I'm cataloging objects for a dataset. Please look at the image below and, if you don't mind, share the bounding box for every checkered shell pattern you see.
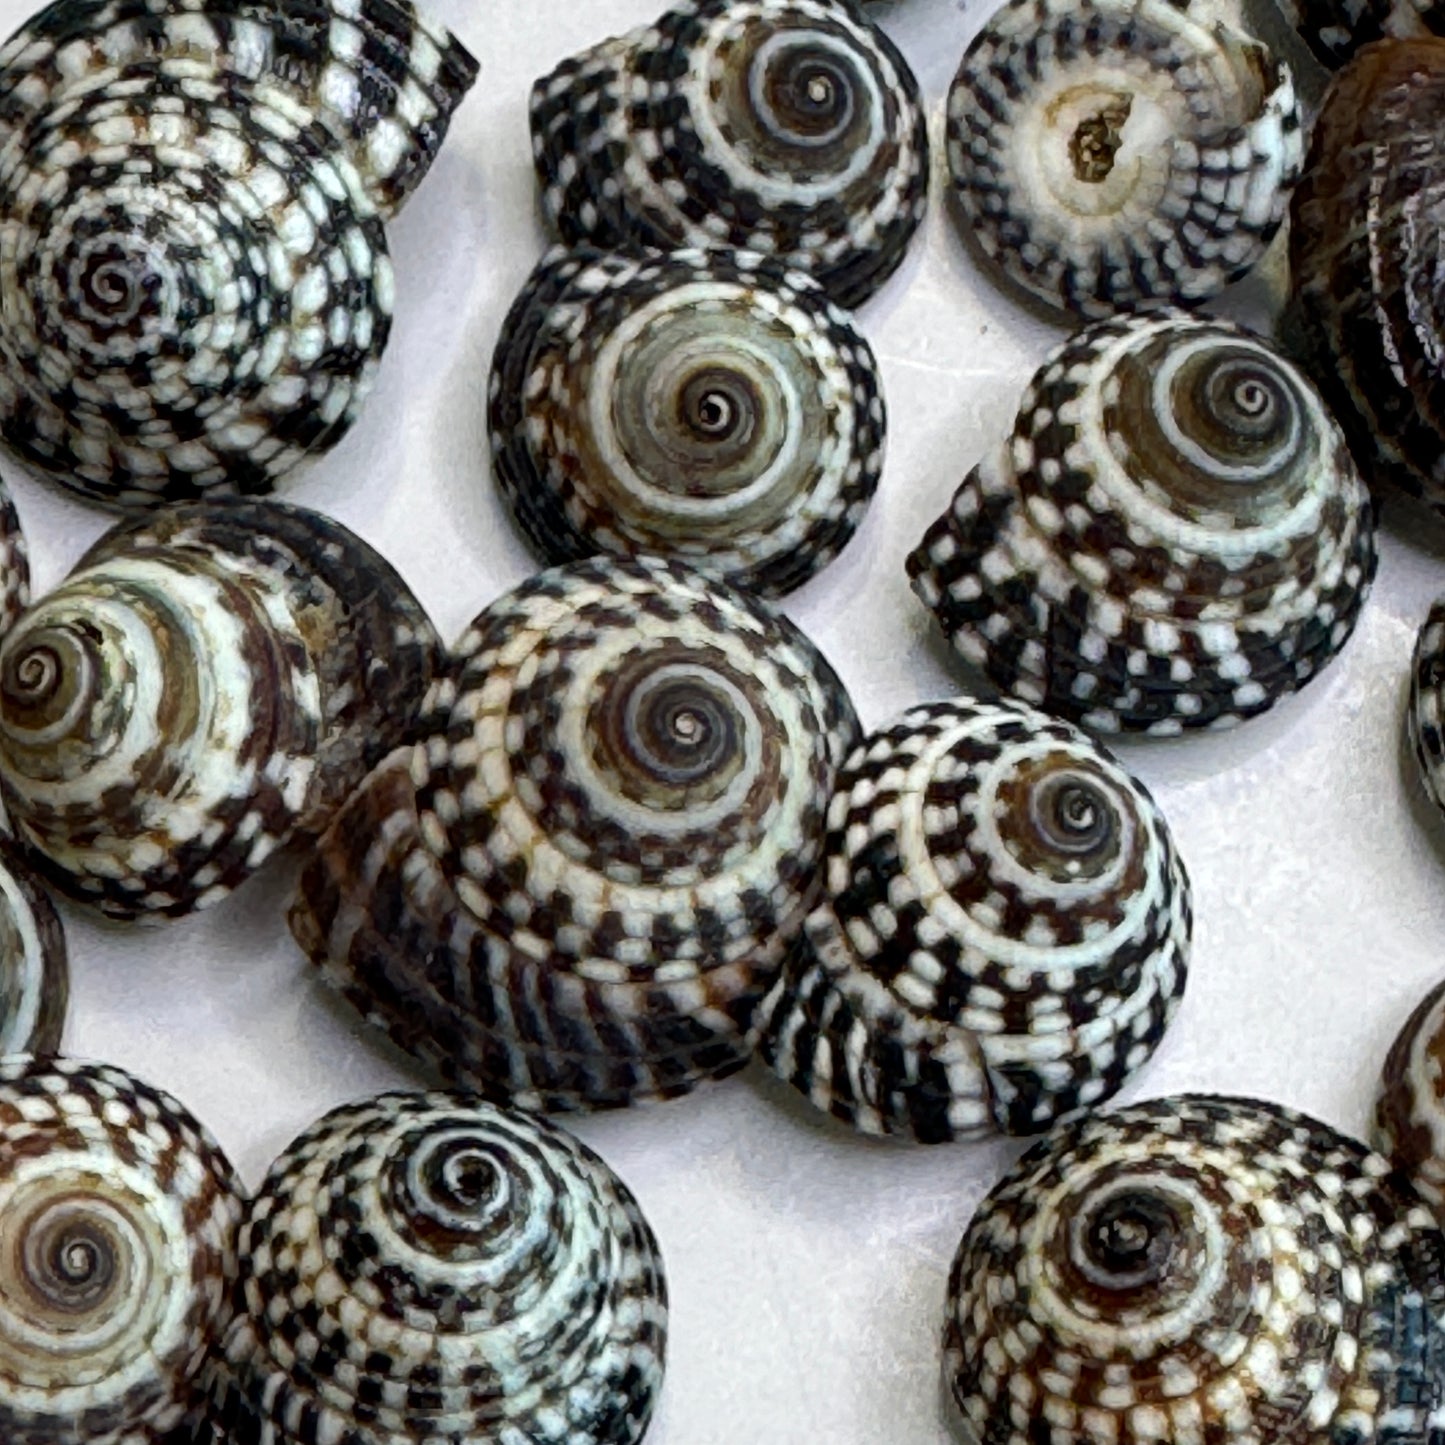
[488,245,886,597]
[946,0,1303,318]
[0,469,28,635]
[1377,976,1445,1220]
[0,1056,243,1445]
[1411,600,1445,826]
[208,1092,667,1445]
[907,312,1376,734]
[0,500,440,919]
[945,1095,1445,1445]
[529,0,929,310]
[290,554,862,1112]
[756,698,1189,1144]
[0,0,478,509]
[0,840,68,1057]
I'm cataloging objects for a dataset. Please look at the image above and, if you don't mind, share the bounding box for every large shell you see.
[0,841,68,1057]
[289,554,861,1111]
[0,0,477,510]
[529,0,929,310]
[209,1091,667,1445]
[946,0,1303,318]
[1287,39,1445,514]
[907,311,1377,734]
[1377,977,1445,1218]
[488,246,886,596]
[0,500,440,918]
[756,698,1189,1143]
[0,1056,243,1445]
[946,1095,1445,1445]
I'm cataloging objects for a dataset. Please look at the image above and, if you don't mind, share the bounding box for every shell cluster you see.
[0,500,439,918]
[0,1056,243,1445]
[530,0,929,309]
[0,842,67,1058]
[1377,977,1445,1218]
[0,0,478,509]
[210,1091,667,1445]
[757,698,1190,1143]
[946,0,1303,317]
[489,245,886,595]
[290,554,861,1111]
[946,1095,1445,1445]
[908,311,1377,733]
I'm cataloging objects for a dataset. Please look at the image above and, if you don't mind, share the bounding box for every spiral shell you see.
[210,1091,667,1445]
[0,842,67,1058]
[488,246,886,596]
[756,698,1189,1144]
[290,554,861,1111]
[529,0,928,310]
[0,1056,243,1445]
[1377,977,1445,1218]
[0,500,440,919]
[907,311,1376,734]
[946,0,1302,319]
[1410,599,1445,823]
[1287,39,1445,514]
[946,1095,1445,1445]
[0,0,477,510]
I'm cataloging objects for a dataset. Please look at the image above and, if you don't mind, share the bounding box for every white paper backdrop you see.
[4,0,1442,1440]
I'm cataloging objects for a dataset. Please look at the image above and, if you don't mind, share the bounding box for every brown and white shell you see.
[1377,977,1445,1218]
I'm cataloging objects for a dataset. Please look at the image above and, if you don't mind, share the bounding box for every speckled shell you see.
[0,471,29,635]
[209,1091,666,1445]
[0,500,440,919]
[1287,40,1445,515]
[0,0,477,510]
[1377,978,1445,1218]
[946,1095,1445,1445]
[0,841,68,1057]
[289,554,861,1112]
[1410,600,1445,823]
[488,245,886,596]
[0,1056,243,1445]
[756,698,1189,1143]
[946,0,1303,318]
[907,311,1376,734]
[1281,0,1445,66]
[529,0,929,310]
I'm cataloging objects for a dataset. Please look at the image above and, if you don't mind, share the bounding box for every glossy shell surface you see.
[907,311,1376,733]
[0,841,67,1057]
[1377,977,1445,1217]
[1411,598,1445,823]
[489,245,886,596]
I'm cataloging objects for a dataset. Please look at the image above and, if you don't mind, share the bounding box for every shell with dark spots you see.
[1377,976,1445,1219]
[0,841,68,1057]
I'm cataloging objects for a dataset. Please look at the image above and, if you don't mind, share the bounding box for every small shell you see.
[0,841,67,1057]
[1281,0,1445,66]
[529,0,929,309]
[0,0,477,509]
[0,501,440,918]
[756,698,1190,1143]
[946,1095,1445,1445]
[210,1091,666,1445]
[907,311,1377,734]
[1411,600,1445,820]
[1376,977,1445,1217]
[290,554,861,1111]
[0,1056,243,1445]
[489,246,886,596]
[946,0,1303,317]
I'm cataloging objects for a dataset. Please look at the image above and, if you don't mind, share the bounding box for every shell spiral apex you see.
[1377,977,1445,1220]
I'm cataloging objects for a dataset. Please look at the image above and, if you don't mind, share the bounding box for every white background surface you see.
[5,0,1443,1440]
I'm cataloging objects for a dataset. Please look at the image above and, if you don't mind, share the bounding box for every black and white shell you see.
[757,697,1190,1143]
[907,311,1376,734]
[0,840,68,1058]
[209,1091,667,1445]
[1280,0,1445,66]
[529,0,929,309]
[488,245,886,596]
[1411,599,1445,825]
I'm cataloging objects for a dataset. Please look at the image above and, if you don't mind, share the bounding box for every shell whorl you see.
[757,698,1190,1143]
[0,501,440,919]
[1377,978,1445,1218]
[488,246,886,596]
[907,311,1376,734]
[0,0,478,509]
[529,0,929,309]
[290,553,862,1111]
[0,1057,243,1445]
[0,842,67,1058]
[946,1095,1445,1445]
[210,1092,667,1445]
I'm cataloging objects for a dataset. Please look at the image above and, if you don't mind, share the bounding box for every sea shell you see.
[1287,39,1445,514]
[1280,0,1445,67]
[1377,977,1445,1218]
[946,1095,1445,1445]
[0,1056,243,1445]
[488,245,886,596]
[0,841,68,1057]
[209,1091,667,1445]
[529,0,929,310]
[756,697,1190,1143]
[1411,599,1445,822]
[907,311,1376,734]
[289,554,861,1111]
[0,500,440,919]
[0,0,478,510]
[946,0,1303,318]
